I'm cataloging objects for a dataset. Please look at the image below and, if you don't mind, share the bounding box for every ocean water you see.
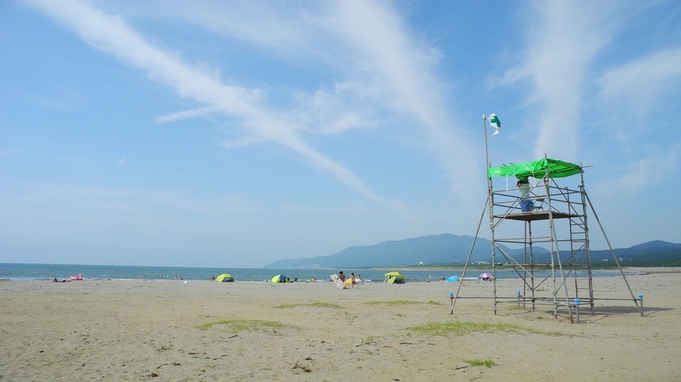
[0,263,628,282]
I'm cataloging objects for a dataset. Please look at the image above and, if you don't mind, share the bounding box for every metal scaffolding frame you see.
[451,160,644,321]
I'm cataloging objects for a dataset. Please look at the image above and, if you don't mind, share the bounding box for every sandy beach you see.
[1,270,680,381]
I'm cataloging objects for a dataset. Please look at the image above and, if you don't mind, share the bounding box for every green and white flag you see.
[489,114,501,136]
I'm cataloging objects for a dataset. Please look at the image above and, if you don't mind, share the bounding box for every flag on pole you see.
[489,114,501,136]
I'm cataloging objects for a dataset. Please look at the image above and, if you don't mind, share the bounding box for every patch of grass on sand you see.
[367,300,441,306]
[273,302,342,309]
[464,359,497,368]
[156,345,172,352]
[196,319,288,333]
[406,321,563,336]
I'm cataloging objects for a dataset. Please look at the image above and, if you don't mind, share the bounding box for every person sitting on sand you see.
[338,271,346,282]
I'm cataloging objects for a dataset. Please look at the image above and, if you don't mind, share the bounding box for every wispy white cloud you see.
[594,145,679,196]
[322,0,477,195]
[593,47,681,193]
[26,0,477,207]
[220,139,257,150]
[499,1,619,161]
[0,149,25,158]
[497,1,681,202]
[139,0,476,196]
[118,157,126,165]
[133,0,347,71]
[154,106,220,124]
[291,84,377,135]
[26,0,394,205]
[598,48,681,120]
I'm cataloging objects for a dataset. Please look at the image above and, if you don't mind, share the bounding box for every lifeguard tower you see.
[451,116,643,321]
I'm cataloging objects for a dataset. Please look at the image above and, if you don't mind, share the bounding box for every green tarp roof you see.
[488,158,582,179]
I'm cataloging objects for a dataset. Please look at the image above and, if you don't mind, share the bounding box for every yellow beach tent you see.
[271,274,290,283]
[215,273,234,282]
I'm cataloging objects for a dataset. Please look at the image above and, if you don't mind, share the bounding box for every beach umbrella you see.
[215,273,234,282]
[446,275,461,283]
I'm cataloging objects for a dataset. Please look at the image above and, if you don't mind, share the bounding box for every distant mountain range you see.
[263,234,681,269]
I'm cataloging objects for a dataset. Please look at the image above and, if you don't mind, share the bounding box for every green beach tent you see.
[384,271,405,284]
[215,273,234,282]
[271,274,289,283]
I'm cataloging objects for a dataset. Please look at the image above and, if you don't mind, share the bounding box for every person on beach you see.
[351,273,357,289]
[338,271,346,282]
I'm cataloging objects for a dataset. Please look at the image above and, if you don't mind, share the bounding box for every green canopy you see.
[488,158,582,180]
[215,273,234,282]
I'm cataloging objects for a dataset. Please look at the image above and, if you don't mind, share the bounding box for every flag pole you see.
[482,114,498,314]
[482,114,490,170]
[452,115,494,315]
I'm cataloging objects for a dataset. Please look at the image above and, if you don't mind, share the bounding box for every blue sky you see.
[2,0,680,268]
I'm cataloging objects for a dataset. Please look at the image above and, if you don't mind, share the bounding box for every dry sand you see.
[1,270,680,381]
